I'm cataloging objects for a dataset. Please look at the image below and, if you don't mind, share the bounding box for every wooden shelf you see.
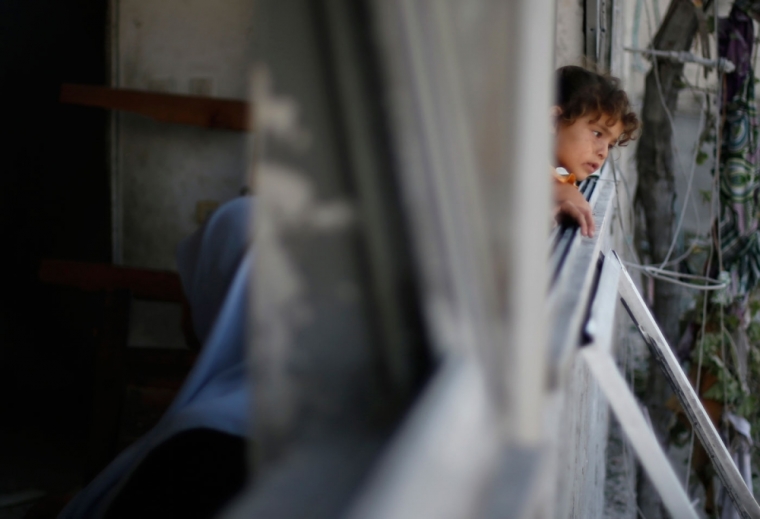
[60,83,250,132]
[39,259,185,302]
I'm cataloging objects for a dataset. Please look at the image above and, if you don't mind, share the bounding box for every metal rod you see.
[506,0,555,445]
[615,252,760,519]
[581,345,698,519]
[624,47,735,73]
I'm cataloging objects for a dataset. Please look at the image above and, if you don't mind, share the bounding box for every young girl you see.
[552,66,640,237]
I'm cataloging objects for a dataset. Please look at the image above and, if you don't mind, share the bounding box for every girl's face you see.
[554,111,624,181]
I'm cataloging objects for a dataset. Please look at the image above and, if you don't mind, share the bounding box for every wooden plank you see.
[581,343,698,519]
[60,83,250,132]
[615,252,760,519]
[39,259,185,302]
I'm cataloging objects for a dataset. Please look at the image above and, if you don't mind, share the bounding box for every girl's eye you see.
[593,131,602,138]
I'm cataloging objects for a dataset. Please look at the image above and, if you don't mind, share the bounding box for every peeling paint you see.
[115,0,255,268]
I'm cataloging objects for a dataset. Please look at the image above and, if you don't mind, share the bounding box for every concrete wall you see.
[554,355,610,518]
[112,0,255,270]
[672,112,714,237]
[555,0,585,68]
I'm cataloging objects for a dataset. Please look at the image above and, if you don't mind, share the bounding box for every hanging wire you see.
[658,240,703,268]
[640,0,712,270]
[610,150,720,292]
[659,92,708,267]
[612,145,704,268]
[621,0,728,493]
[715,67,728,445]
[595,1,727,300]
[610,135,724,293]
[611,83,707,276]
[610,0,734,504]
[611,0,746,503]
[686,3,726,490]
[624,261,728,290]
[685,112,721,490]
[712,0,743,464]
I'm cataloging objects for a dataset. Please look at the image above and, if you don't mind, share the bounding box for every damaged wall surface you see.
[555,0,585,67]
[112,0,255,269]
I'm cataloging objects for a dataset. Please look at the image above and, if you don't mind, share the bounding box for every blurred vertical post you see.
[232,0,558,517]
[348,0,557,515]
[501,0,555,444]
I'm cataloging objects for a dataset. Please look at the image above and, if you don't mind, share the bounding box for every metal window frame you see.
[585,0,614,70]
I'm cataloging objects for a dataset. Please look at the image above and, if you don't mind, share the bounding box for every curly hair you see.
[555,66,640,146]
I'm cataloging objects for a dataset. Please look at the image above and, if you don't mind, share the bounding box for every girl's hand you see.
[553,181,595,237]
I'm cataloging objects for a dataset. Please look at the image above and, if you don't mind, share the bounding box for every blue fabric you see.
[60,197,254,519]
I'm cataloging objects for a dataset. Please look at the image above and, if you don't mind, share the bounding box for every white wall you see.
[112,0,256,269]
[555,0,585,68]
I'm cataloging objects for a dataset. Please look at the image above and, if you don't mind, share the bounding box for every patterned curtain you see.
[718,4,759,297]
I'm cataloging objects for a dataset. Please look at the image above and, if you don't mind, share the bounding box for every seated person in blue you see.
[60,196,254,519]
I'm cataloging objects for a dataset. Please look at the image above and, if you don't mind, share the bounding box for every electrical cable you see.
[610,0,723,298]
[685,181,716,490]
[687,8,725,485]
[610,158,717,291]
[612,0,731,506]
[611,137,721,293]
[626,264,723,282]
[623,261,728,291]
[641,0,710,268]
[657,241,702,268]
[659,92,708,268]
